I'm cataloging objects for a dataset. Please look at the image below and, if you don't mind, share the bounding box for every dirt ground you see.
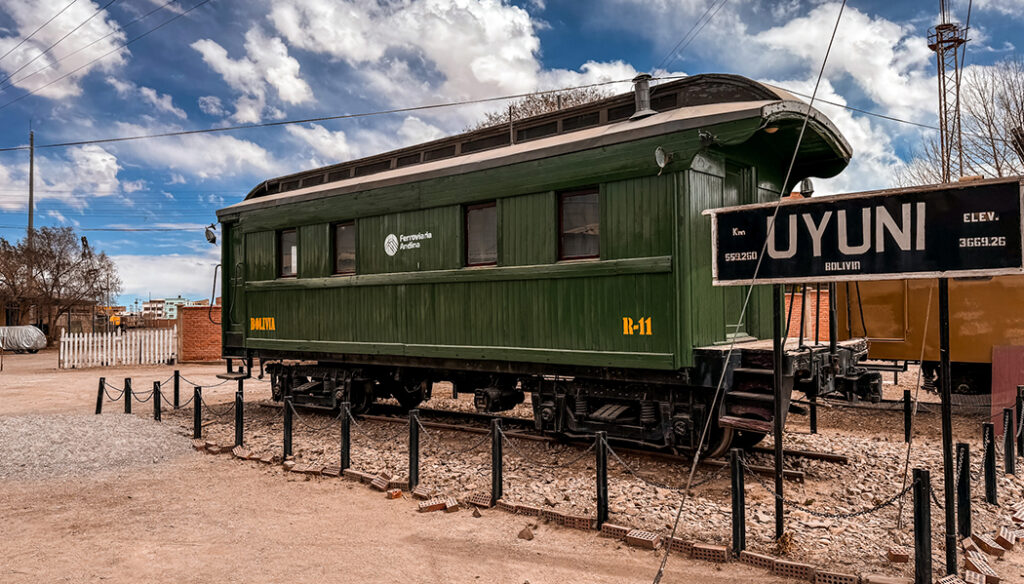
[0,350,798,584]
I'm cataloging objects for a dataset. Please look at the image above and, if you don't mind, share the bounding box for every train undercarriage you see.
[254,338,879,457]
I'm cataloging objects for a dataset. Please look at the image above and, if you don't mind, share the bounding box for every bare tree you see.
[0,227,122,340]
[467,86,611,131]
[899,55,1024,186]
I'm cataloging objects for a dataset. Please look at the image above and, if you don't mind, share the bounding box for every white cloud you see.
[167,173,186,185]
[111,249,220,300]
[0,0,128,99]
[122,179,146,193]
[286,116,448,167]
[108,122,281,179]
[198,95,227,116]
[192,27,312,123]
[266,0,638,128]
[45,209,79,226]
[970,0,1024,17]
[0,144,122,211]
[105,77,188,119]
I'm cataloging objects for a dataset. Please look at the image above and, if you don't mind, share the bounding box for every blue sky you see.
[0,0,1020,305]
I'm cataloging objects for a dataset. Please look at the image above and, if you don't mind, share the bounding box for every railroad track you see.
[362,403,850,482]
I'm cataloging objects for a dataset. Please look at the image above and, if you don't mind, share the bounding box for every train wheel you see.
[347,380,376,416]
[701,426,734,458]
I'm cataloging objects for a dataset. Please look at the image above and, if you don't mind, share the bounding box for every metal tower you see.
[928,1,966,182]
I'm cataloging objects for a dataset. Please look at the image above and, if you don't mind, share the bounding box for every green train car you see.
[216,74,879,455]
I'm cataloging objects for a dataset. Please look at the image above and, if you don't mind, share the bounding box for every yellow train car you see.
[836,276,1024,393]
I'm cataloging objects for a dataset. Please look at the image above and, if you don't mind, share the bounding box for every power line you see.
[0,0,212,113]
[655,0,730,73]
[653,0,729,72]
[0,77,635,153]
[0,0,181,94]
[0,0,120,87]
[0,224,205,231]
[0,0,80,65]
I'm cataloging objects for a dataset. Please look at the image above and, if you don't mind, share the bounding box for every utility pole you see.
[27,129,34,240]
[928,0,967,182]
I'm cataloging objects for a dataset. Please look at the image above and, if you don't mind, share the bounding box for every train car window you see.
[334,222,356,274]
[279,229,297,278]
[559,190,599,260]
[465,202,497,266]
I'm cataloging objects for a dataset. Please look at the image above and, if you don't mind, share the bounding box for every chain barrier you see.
[499,427,596,470]
[741,458,915,519]
[132,390,155,404]
[930,485,944,510]
[179,376,230,388]
[606,441,725,492]
[199,393,236,418]
[102,381,124,401]
[347,410,407,445]
[287,401,343,432]
[414,418,491,457]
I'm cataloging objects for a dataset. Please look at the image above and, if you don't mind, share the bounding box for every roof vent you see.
[629,73,657,121]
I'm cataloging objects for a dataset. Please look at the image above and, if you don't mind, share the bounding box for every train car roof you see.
[219,74,851,218]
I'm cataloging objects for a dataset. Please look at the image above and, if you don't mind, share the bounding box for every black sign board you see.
[708,178,1024,285]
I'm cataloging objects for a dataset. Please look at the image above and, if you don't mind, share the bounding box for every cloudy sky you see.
[0,0,1019,305]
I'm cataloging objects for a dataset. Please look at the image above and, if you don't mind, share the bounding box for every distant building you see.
[142,299,165,319]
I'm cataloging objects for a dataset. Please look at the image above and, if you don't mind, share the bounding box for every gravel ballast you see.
[0,413,193,480]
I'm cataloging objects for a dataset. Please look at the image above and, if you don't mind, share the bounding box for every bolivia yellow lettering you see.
[250,317,276,331]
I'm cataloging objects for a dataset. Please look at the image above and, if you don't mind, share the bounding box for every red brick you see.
[418,498,446,513]
[540,508,564,525]
[739,550,775,571]
[385,489,402,499]
[937,576,966,584]
[388,479,409,490]
[444,498,460,512]
[667,536,693,556]
[774,559,815,581]
[231,446,250,459]
[995,527,1015,550]
[515,504,541,517]
[207,445,221,455]
[965,551,999,584]
[815,571,859,584]
[370,476,389,491]
[692,543,729,563]
[625,530,661,550]
[964,571,986,584]
[411,485,432,500]
[496,501,516,514]
[259,455,274,464]
[600,523,629,539]
[886,548,910,563]
[467,492,493,508]
[192,439,205,450]
[176,306,223,363]
[1012,509,1024,525]
[561,514,595,530]
[971,533,1006,557]
[321,466,341,477]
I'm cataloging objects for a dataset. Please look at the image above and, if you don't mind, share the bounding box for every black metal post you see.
[937,278,956,575]
[95,377,105,415]
[730,448,746,556]
[283,395,293,458]
[123,377,132,414]
[956,442,971,538]
[1018,386,1024,457]
[340,401,351,471]
[1004,408,1016,475]
[153,381,161,422]
[772,284,785,539]
[596,431,608,528]
[913,468,932,584]
[904,389,912,443]
[828,282,837,356]
[193,386,202,439]
[173,369,180,409]
[234,390,244,447]
[491,419,503,505]
[809,390,818,435]
[983,422,997,504]
[409,409,420,490]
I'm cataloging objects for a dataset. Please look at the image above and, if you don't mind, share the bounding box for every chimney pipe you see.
[630,73,657,121]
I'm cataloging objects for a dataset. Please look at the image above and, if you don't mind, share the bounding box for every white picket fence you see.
[58,327,178,369]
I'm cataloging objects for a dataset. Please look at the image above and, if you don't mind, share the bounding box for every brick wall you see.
[784,288,831,342]
[177,305,222,363]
